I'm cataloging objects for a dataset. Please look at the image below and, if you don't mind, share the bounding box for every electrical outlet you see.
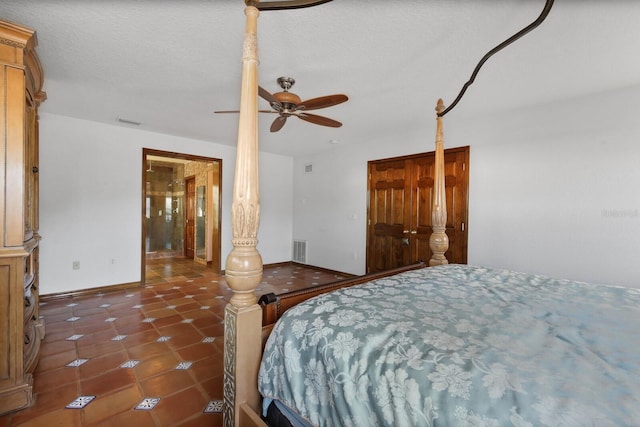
[72,261,80,270]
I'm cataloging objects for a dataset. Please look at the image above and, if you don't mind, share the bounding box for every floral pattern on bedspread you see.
[258,264,640,427]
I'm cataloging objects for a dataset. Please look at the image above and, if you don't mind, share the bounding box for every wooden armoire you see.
[367,146,469,273]
[0,20,46,414]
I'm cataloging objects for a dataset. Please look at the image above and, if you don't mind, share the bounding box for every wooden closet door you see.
[367,159,412,272]
[442,148,469,264]
[410,148,469,265]
[410,155,435,264]
[367,146,469,273]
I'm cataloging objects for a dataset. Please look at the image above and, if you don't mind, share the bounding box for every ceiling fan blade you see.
[270,116,287,132]
[297,112,342,128]
[297,94,348,111]
[259,86,281,108]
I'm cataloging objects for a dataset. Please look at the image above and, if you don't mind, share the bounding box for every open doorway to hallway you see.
[142,148,222,285]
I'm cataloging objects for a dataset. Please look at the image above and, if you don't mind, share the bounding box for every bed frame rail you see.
[259,262,427,326]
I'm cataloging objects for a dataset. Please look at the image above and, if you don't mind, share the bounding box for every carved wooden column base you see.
[225,245,263,307]
[429,232,449,266]
[223,304,263,427]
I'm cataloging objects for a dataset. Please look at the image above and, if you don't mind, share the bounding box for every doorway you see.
[142,149,222,284]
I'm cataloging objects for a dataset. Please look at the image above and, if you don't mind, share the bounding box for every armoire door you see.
[367,146,469,273]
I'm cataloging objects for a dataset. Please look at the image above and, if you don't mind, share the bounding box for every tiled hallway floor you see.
[0,258,348,427]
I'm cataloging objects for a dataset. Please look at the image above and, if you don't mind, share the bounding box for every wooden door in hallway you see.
[185,176,195,259]
[367,146,469,273]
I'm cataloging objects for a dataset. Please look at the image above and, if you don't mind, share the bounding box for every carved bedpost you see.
[223,2,264,426]
[429,99,449,266]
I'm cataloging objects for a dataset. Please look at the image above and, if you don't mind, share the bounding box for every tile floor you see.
[0,258,348,427]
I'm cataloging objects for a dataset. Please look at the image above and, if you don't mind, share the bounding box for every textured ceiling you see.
[3,1,640,157]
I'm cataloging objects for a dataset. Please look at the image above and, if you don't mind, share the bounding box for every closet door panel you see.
[443,149,469,264]
[367,160,411,271]
[411,156,435,265]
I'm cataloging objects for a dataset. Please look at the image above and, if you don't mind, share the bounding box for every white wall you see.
[292,126,440,276]
[293,86,640,288]
[39,113,293,295]
[39,84,640,294]
[466,85,640,288]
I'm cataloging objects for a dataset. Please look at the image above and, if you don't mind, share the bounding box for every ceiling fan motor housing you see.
[273,91,302,109]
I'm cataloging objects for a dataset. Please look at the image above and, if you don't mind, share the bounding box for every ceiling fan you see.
[215,77,348,132]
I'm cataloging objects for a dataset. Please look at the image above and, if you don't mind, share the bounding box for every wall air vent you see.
[304,164,313,173]
[292,240,307,263]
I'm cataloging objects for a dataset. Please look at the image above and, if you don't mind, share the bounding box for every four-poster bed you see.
[223,1,640,426]
[221,3,453,424]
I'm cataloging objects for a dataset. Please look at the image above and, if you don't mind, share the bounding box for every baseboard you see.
[223,261,354,279]
[40,281,141,302]
[41,262,353,302]
[288,261,355,278]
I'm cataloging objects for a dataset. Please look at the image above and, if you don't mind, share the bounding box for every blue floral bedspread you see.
[258,264,640,427]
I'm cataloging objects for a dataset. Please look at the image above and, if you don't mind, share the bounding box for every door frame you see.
[184,175,196,259]
[141,148,223,284]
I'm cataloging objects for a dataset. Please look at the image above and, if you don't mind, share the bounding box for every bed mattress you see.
[259,264,640,426]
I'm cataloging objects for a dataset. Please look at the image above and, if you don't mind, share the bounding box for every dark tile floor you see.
[0,258,348,427]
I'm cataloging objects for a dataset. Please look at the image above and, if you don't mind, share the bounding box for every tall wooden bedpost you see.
[429,99,449,266]
[223,2,265,426]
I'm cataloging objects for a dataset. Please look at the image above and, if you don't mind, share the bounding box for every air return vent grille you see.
[292,240,307,263]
